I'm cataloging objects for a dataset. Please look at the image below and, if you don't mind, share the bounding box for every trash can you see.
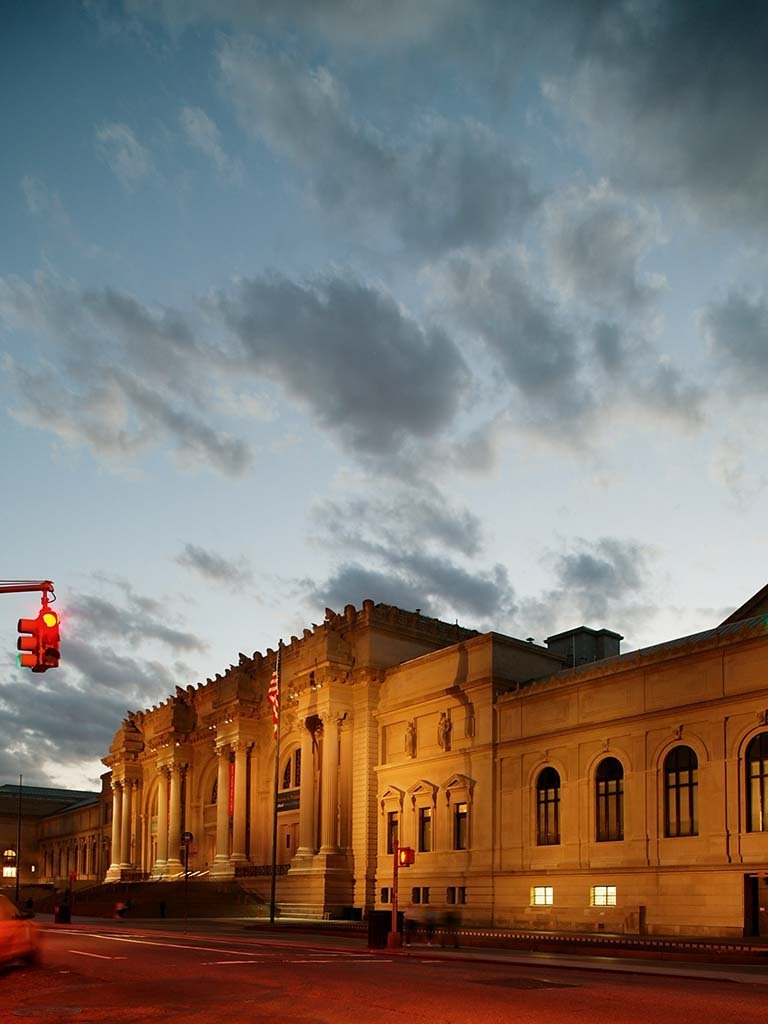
[54,904,71,924]
[367,909,403,948]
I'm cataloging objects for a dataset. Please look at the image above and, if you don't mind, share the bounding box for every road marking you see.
[200,959,265,965]
[69,934,269,957]
[68,950,128,960]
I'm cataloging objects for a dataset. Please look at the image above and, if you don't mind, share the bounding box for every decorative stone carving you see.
[405,720,416,757]
[437,711,452,751]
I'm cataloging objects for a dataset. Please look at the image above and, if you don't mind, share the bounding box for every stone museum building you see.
[26,584,768,937]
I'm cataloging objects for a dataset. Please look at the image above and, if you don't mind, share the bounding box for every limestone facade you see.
[96,595,768,936]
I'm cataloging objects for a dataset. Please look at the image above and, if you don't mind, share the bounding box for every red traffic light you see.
[397,846,415,867]
[17,615,42,670]
[40,608,61,669]
[17,603,61,672]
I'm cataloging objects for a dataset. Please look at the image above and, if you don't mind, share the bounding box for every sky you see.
[2,0,767,791]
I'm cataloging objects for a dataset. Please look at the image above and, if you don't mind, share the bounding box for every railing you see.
[234,864,290,878]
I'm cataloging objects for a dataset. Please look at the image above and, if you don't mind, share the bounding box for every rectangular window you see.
[418,806,432,852]
[412,887,421,904]
[446,886,455,904]
[422,886,430,904]
[386,811,399,854]
[591,885,617,907]
[454,802,468,850]
[530,885,554,906]
[380,887,390,903]
[2,866,16,878]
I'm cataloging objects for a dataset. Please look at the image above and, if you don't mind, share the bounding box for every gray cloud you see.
[546,1,768,224]
[69,592,206,653]
[95,122,152,190]
[543,182,666,314]
[316,489,484,559]
[217,39,537,255]
[308,482,515,625]
[1,275,252,475]
[176,543,253,585]
[434,250,594,434]
[217,272,469,455]
[551,536,651,622]
[701,291,768,393]
[180,105,243,183]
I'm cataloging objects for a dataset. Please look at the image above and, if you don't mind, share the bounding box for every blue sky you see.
[2,0,767,789]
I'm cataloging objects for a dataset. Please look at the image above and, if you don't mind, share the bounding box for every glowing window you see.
[531,886,553,906]
[591,885,617,906]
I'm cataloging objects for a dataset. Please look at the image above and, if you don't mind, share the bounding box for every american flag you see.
[267,648,280,739]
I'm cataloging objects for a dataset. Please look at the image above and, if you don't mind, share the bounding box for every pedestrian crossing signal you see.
[397,846,415,867]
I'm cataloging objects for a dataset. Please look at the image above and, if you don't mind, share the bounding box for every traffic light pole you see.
[387,838,402,950]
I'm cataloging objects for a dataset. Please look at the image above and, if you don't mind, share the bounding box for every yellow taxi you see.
[0,894,41,968]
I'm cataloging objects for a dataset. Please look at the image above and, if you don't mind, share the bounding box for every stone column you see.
[320,715,340,853]
[166,764,184,873]
[155,767,169,875]
[297,720,316,856]
[109,782,122,871]
[213,747,231,868]
[120,780,132,867]
[231,742,249,863]
[130,780,141,869]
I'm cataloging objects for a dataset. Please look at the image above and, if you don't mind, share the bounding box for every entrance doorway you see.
[744,874,768,936]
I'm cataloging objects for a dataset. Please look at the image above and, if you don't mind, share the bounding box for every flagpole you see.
[269,642,282,925]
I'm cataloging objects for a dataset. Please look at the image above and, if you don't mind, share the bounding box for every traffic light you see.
[17,613,43,671]
[40,608,61,669]
[397,846,415,867]
[17,602,60,672]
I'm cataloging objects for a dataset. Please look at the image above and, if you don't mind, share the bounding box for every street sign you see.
[181,831,193,844]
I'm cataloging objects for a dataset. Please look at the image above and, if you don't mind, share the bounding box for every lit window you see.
[747,732,768,832]
[418,807,432,852]
[536,767,561,846]
[387,811,399,854]
[591,885,617,907]
[531,885,553,906]
[595,758,624,842]
[454,802,468,850]
[2,848,16,879]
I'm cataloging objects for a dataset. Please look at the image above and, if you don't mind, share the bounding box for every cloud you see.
[433,249,594,435]
[543,181,666,314]
[180,105,243,183]
[176,543,253,585]
[216,272,469,456]
[545,1,768,224]
[69,592,207,652]
[701,291,768,393]
[95,122,152,190]
[217,39,537,255]
[21,175,71,227]
[308,482,515,625]
[0,274,252,475]
[316,488,484,557]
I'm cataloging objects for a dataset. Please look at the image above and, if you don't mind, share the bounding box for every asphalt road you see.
[3,925,768,1024]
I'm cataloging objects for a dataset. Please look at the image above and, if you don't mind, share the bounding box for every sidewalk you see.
[38,914,768,986]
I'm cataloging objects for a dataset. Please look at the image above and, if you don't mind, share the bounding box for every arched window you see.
[595,757,623,842]
[746,732,768,832]
[281,749,301,791]
[2,848,16,879]
[664,745,698,837]
[536,767,561,846]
